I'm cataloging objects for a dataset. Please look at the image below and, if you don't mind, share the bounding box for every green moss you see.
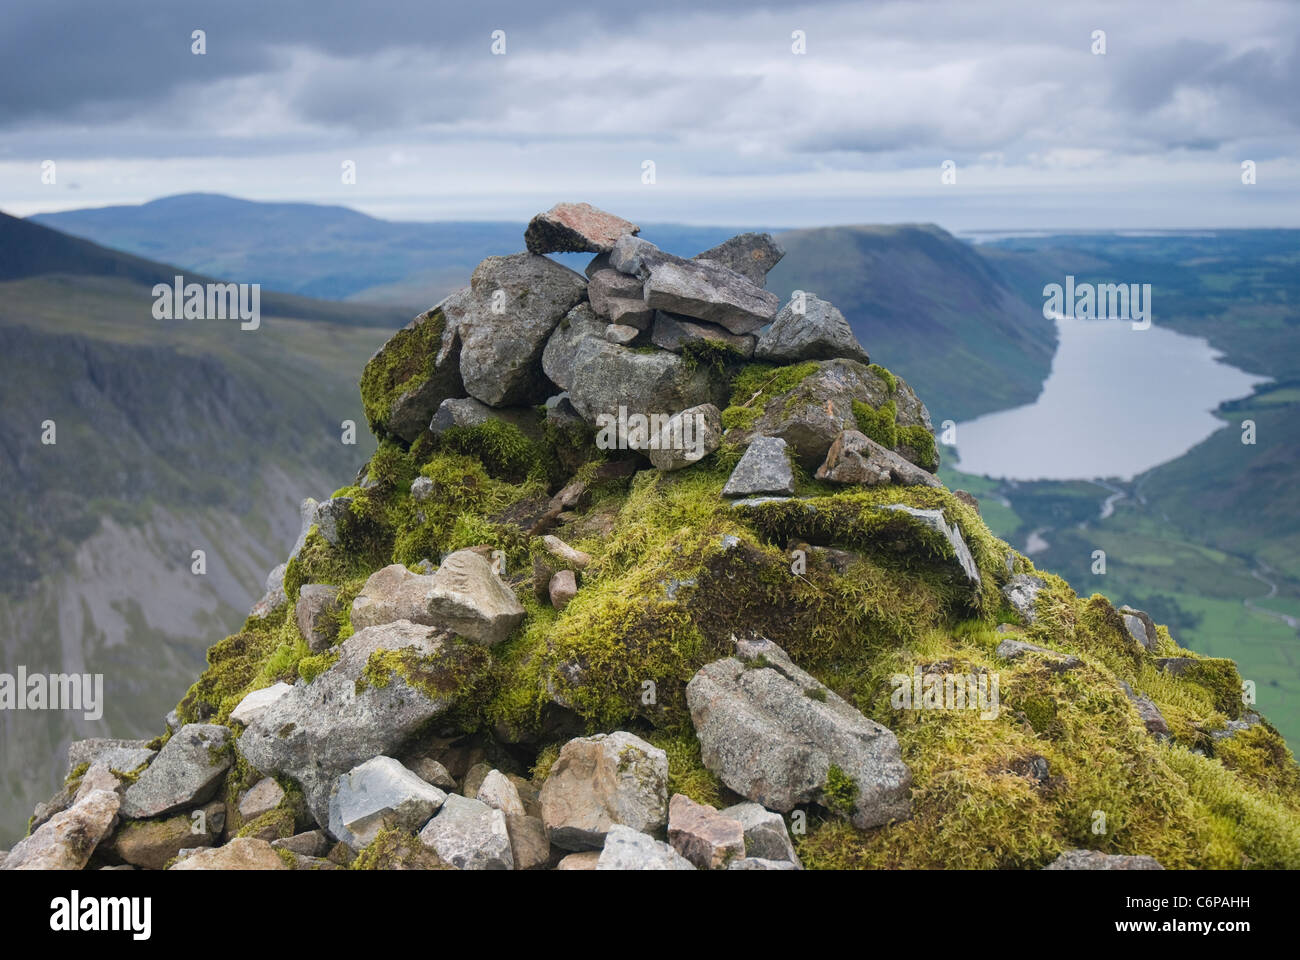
[351,827,453,870]
[436,419,543,483]
[645,729,730,809]
[728,361,820,411]
[298,649,340,684]
[359,308,447,438]
[823,763,858,817]
[898,424,939,472]
[852,398,897,448]
[681,338,745,376]
[868,363,898,395]
[721,404,763,433]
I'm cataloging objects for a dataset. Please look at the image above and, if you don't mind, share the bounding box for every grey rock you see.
[693,232,785,287]
[1120,607,1160,652]
[1,789,120,870]
[544,392,583,428]
[477,769,526,818]
[727,856,800,870]
[640,254,779,334]
[719,801,802,866]
[1209,712,1263,740]
[608,235,671,276]
[646,403,723,471]
[328,756,447,848]
[741,359,933,471]
[524,202,640,254]
[238,619,479,827]
[425,549,526,646]
[539,732,670,851]
[883,505,981,585]
[229,682,294,727]
[816,430,942,487]
[1044,849,1163,870]
[1154,657,1197,676]
[588,269,653,328]
[121,724,231,820]
[66,738,156,779]
[595,824,696,871]
[650,311,755,358]
[350,563,434,630]
[461,762,493,801]
[1002,574,1047,623]
[429,396,541,436]
[407,757,457,791]
[996,638,1082,670]
[411,476,433,501]
[296,584,342,652]
[567,338,726,426]
[418,794,513,870]
[165,709,182,733]
[686,634,912,829]
[541,303,607,392]
[315,496,352,546]
[756,294,869,364]
[456,253,588,407]
[722,436,795,497]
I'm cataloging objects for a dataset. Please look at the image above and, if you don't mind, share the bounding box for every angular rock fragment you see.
[525,202,640,254]
[2,789,120,870]
[539,732,669,851]
[1043,849,1163,870]
[567,338,726,426]
[686,635,911,829]
[230,682,293,727]
[1119,607,1160,652]
[541,303,607,392]
[667,793,745,869]
[66,738,156,779]
[595,824,696,870]
[719,801,802,866]
[418,794,513,870]
[328,756,447,848]
[1119,681,1171,740]
[722,435,795,497]
[651,311,755,358]
[756,294,869,364]
[882,505,980,585]
[549,569,578,611]
[425,549,526,646]
[996,638,1082,670]
[239,777,287,821]
[1002,574,1047,624]
[296,584,342,652]
[693,232,785,286]
[646,403,723,471]
[816,430,942,487]
[359,302,464,442]
[121,724,231,820]
[168,837,290,870]
[641,255,780,334]
[109,801,224,869]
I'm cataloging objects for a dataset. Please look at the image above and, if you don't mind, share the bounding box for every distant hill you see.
[0,213,398,842]
[30,197,1055,420]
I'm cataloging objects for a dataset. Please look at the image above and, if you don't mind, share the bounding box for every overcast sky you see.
[2,0,1298,228]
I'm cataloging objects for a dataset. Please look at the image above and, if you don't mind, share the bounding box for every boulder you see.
[816,430,942,488]
[237,619,482,827]
[295,584,341,652]
[646,403,723,471]
[549,569,578,611]
[719,801,802,866]
[120,724,231,820]
[109,802,223,869]
[1002,574,1047,624]
[650,312,756,358]
[168,837,290,871]
[721,436,795,498]
[328,756,447,848]
[567,337,726,426]
[238,778,287,821]
[756,294,869,364]
[229,682,294,727]
[595,824,696,870]
[667,793,745,869]
[541,303,607,392]
[686,634,912,829]
[525,202,640,254]
[456,253,588,407]
[741,359,933,471]
[418,794,513,870]
[539,732,670,850]
[1043,850,1164,870]
[66,738,156,779]
[359,303,464,442]
[1,789,120,870]
[693,232,785,287]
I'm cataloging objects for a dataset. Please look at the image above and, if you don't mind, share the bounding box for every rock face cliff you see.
[7,202,1299,872]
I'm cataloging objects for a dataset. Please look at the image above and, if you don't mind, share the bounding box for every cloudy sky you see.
[2,0,1298,228]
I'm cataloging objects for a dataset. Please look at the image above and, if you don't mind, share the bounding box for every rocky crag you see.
[6,202,1299,871]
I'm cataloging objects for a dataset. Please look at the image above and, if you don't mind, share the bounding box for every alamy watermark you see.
[891,666,1000,720]
[0,667,103,720]
[1043,275,1150,330]
[152,275,260,330]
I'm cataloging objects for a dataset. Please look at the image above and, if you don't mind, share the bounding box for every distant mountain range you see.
[29,194,1055,422]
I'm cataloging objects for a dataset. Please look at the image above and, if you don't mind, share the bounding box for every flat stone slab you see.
[525,202,640,254]
[723,436,796,498]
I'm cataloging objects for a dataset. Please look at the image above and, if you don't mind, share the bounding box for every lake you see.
[951,316,1269,481]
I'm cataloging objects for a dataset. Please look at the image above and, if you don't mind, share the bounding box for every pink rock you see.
[525,202,640,254]
[549,569,578,611]
[667,793,745,870]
